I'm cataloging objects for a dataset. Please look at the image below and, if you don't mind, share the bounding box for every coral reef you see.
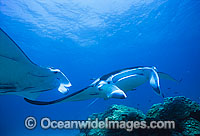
[79,96,200,136]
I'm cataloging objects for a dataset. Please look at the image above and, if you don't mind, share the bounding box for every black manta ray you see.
[25,66,178,105]
[0,28,72,100]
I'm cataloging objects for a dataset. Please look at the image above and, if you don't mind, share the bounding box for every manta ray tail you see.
[87,98,99,108]
[24,97,63,105]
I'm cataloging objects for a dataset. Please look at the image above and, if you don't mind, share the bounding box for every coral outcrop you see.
[79,96,200,136]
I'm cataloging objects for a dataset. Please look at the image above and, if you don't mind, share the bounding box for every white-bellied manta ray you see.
[24,66,178,105]
[0,28,72,100]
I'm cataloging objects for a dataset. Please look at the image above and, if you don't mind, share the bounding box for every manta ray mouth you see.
[58,83,71,94]
[110,90,127,99]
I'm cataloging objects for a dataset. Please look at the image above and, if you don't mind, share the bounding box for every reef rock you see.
[146,96,200,121]
[78,96,200,136]
[80,105,145,136]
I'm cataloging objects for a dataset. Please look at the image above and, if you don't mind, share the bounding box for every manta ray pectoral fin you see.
[0,28,36,65]
[19,91,41,100]
[158,72,179,82]
[150,70,161,95]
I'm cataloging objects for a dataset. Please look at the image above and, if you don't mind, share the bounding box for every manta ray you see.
[0,28,72,100]
[25,66,178,105]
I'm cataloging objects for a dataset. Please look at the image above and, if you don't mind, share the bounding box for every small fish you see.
[174,92,179,94]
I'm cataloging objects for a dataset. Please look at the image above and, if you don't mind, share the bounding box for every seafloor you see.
[79,96,200,136]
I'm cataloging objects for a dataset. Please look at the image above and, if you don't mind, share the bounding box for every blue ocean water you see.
[0,0,200,135]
